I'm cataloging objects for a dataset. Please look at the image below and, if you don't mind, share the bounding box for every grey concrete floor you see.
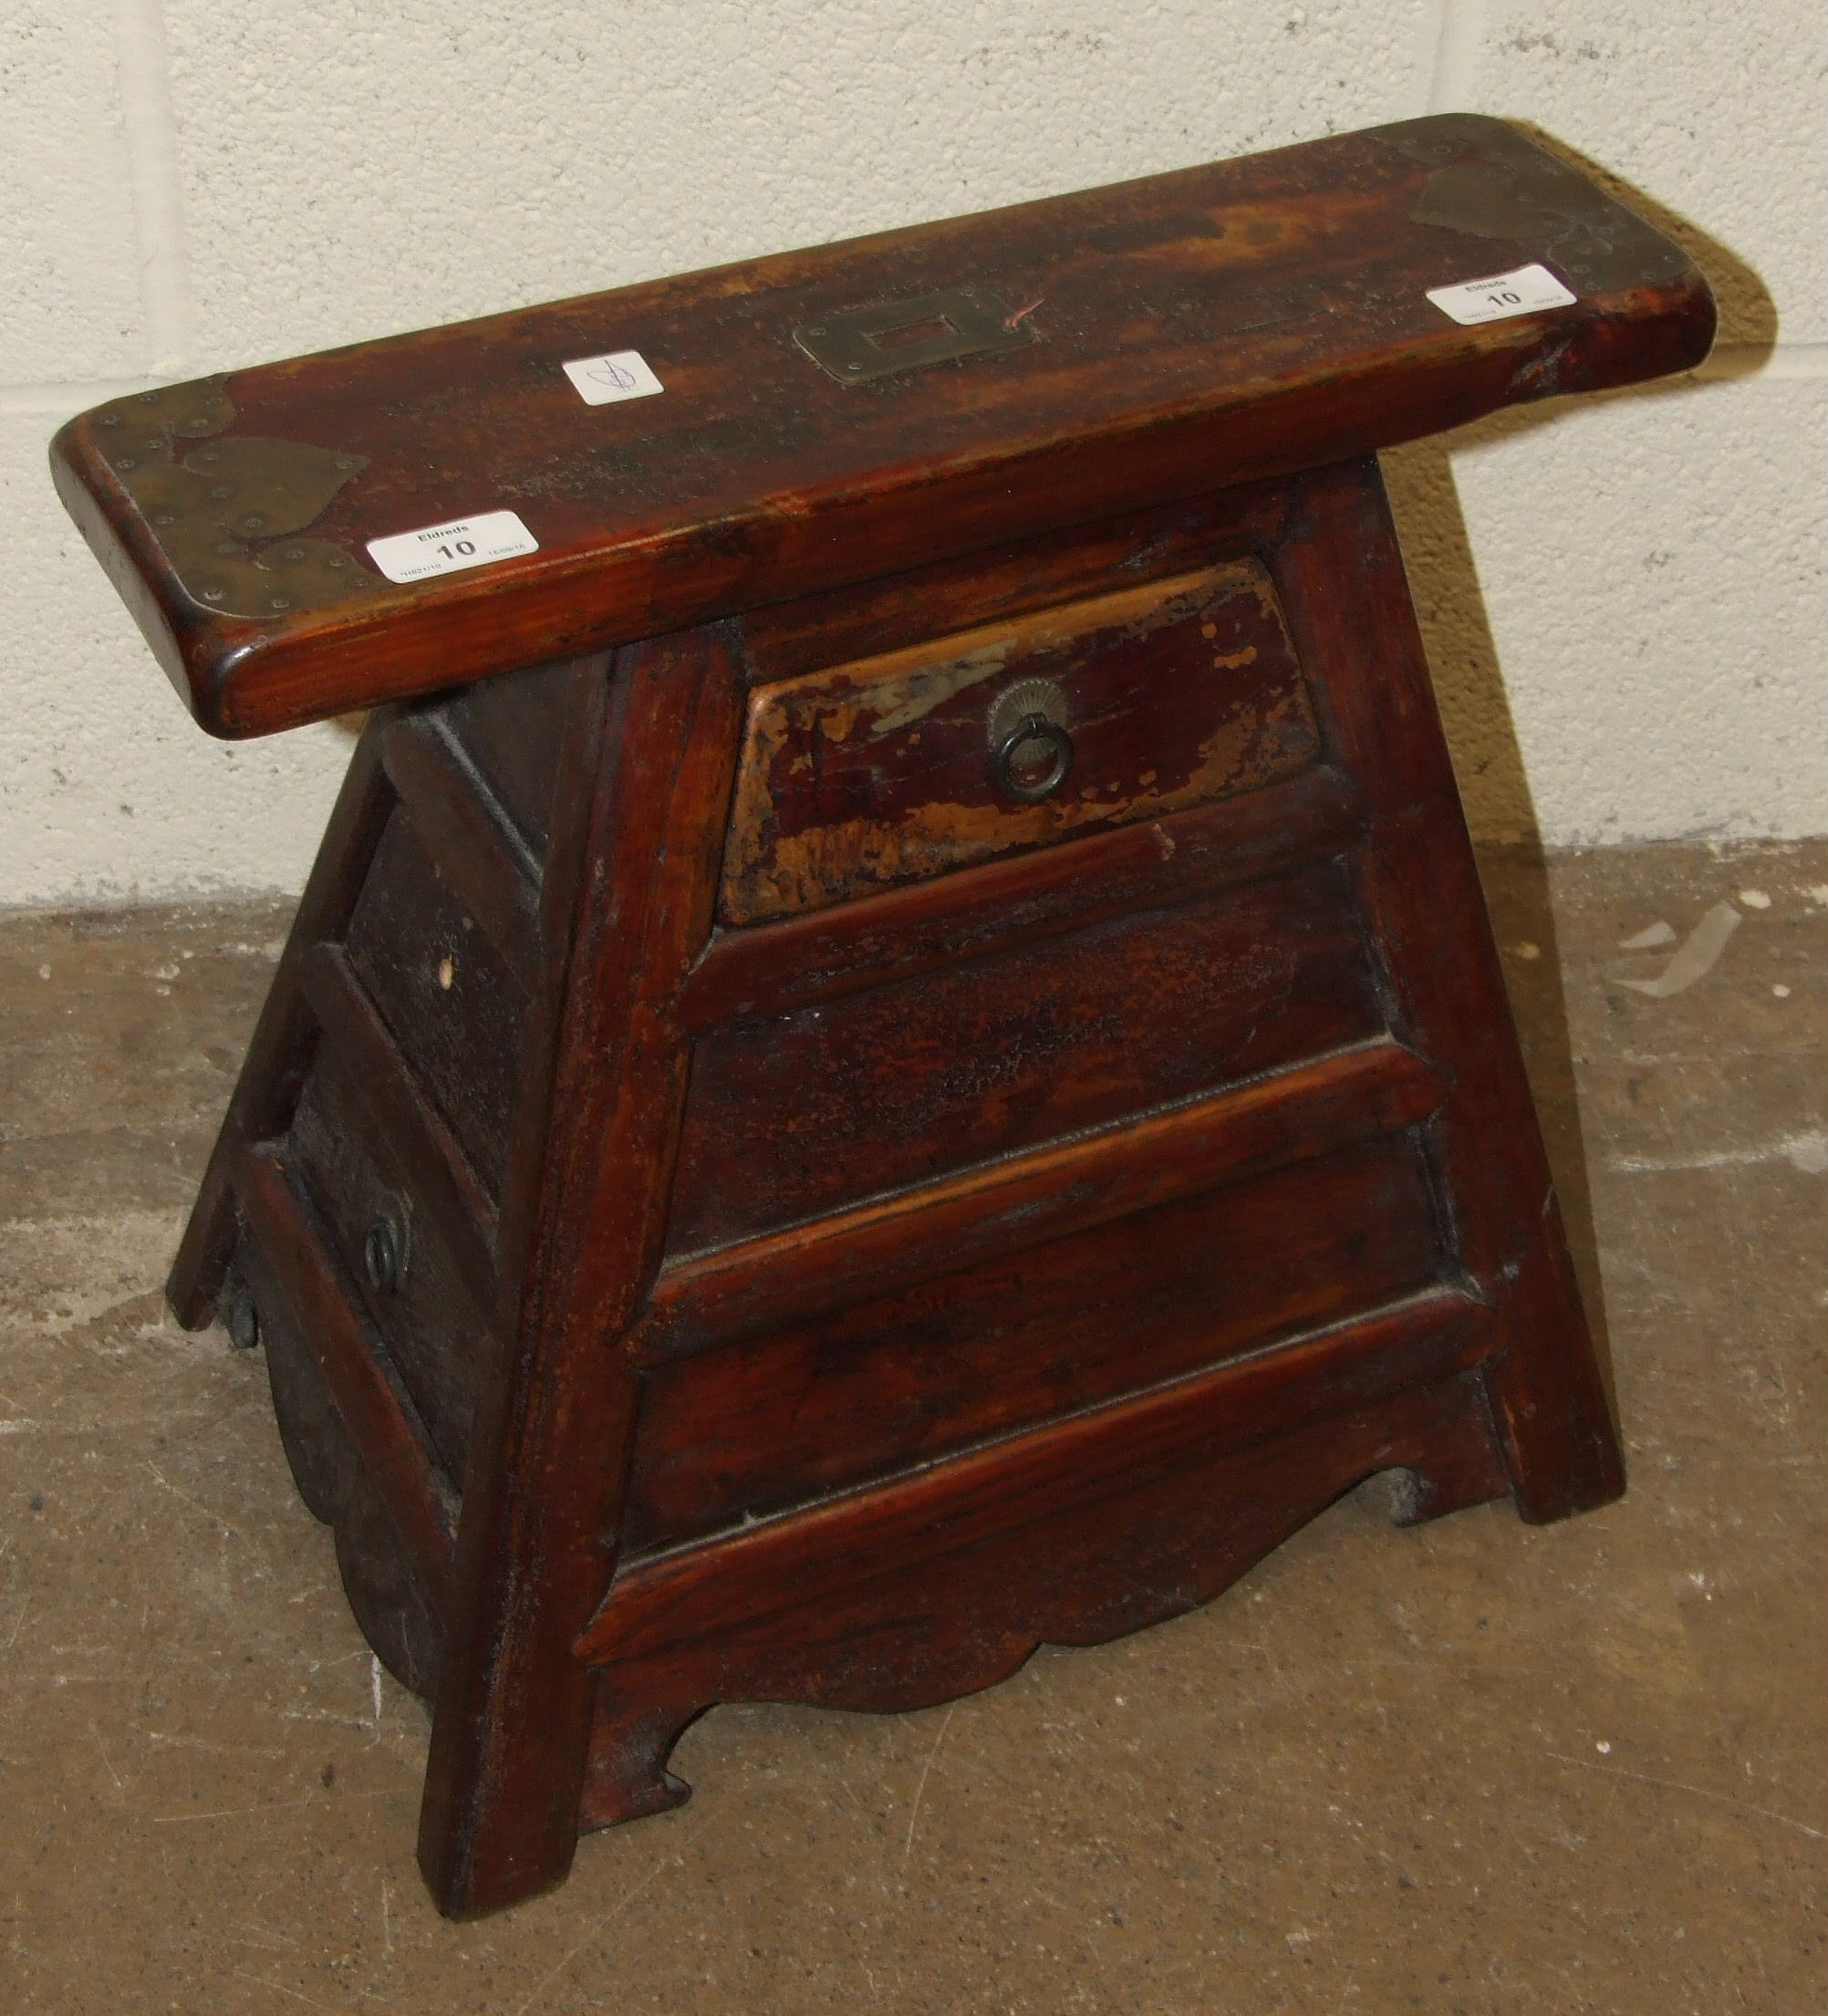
[0,841,1822,2016]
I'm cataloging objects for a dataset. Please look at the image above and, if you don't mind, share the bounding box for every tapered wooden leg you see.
[168,714,397,1327]
[1272,458,1625,1525]
[414,629,747,1917]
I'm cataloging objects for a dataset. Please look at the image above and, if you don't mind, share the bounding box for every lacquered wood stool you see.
[53,113,1714,1917]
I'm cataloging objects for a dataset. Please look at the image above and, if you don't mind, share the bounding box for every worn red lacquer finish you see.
[54,113,1712,1915]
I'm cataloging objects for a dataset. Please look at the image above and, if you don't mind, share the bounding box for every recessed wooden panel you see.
[670,856,1382,1253]
[627,1134,1443,1554]
[720,558,1320,925]
[441,658,577,857]
[342,809,526,1200]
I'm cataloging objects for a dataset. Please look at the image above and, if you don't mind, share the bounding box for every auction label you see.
[562,349,665,406]
[1426,263,1576,326]
[366,510,538,585]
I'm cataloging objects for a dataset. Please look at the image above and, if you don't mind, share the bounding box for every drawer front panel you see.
[626,1133,1443,1554]
[721,558,1321,925]
[286,1041,489,1481]
[343,808,526,1200]
[670,856,1382,1253]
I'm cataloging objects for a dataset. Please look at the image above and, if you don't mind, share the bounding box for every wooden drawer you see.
[670,854,1382,1253]
[625,1131,1446,1554]
[719,557,1321,925]
[342,807,527,1201]
[286,1037,491,1483]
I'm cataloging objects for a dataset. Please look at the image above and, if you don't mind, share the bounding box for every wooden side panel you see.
[380,715,543,980]
[721,558,1319,923]
[167,713,397,1325]
[670,856,1383,1252]
[1271,456,1623,1521]
[626,1132,1444,1553]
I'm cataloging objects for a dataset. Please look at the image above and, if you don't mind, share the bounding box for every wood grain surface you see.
[52,114,1711,735]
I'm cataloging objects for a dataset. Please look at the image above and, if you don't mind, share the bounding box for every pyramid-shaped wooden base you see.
[170,457,1621,1917]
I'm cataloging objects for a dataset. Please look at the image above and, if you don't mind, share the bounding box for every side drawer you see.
[624,1130,1447,1554]
[285,1036,493,1482]
[342,805,527,1201]
[720,556,1321,925]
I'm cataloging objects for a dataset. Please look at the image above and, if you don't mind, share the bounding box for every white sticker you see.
[562,349,665,406]
[1426,263,1576,326]
[365,510,538,585]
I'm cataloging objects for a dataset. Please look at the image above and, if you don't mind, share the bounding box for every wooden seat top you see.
[52,112,1711,738]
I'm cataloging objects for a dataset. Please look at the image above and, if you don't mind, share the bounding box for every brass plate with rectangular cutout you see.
[794,287,1038,384]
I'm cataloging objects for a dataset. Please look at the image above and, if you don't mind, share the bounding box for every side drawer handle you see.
[993,713,1075,803]
[363,1212,407,1296]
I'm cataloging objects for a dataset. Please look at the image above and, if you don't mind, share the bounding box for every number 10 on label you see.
[1426,263,1576,327]
[367,510,540,585]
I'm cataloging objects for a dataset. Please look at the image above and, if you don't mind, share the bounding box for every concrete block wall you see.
[3,1,1822,904]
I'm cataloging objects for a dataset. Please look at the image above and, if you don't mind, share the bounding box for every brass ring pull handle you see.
[363,1211,407,1296]
[993,712,1075,802]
